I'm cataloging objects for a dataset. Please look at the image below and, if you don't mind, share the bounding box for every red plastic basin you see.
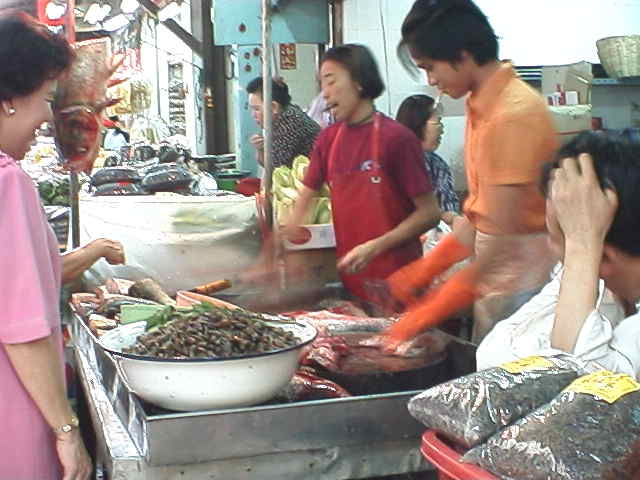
[421,430,497,480]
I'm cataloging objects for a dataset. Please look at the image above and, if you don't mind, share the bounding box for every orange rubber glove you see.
[385,263,479,344]
[386,233,473,305]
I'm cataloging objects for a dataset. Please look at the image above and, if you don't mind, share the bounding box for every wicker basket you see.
[596,35,640,78]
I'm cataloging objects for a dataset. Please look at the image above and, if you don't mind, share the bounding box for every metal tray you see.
[71,310,472,471]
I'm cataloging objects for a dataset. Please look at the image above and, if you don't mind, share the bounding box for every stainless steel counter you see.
[72,312,435,479]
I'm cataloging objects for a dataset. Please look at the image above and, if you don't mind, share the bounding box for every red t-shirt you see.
[303,114,433,198]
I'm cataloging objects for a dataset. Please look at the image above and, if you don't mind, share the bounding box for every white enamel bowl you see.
[99,320,317,412]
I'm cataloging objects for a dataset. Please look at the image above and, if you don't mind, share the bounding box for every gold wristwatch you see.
[54,414,79,434]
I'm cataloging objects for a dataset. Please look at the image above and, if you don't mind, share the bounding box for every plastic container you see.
[235,177,261,196]
[420,430,497,480]
[215,169,251,191]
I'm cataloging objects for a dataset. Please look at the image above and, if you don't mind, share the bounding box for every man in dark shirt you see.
[247,77,321,168]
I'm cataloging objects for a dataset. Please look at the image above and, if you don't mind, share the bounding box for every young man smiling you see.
[384,0,559,347]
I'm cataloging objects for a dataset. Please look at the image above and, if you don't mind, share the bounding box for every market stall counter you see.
[71,303,475,479]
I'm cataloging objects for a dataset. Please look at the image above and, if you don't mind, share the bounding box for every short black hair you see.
[246,76,292,107]
[321,44,385,100]
[541,130,640,256]
[0,10,74,102]
[396,94,437,140]
[398,0,498,74]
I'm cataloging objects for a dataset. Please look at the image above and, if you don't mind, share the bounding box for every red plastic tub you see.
[421,430,497,480]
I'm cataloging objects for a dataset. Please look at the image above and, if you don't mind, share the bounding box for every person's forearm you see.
[4,336,75,431]
[451,214,476,250]
[61,245,101,284]
[551,241,602,352]
[256,149,264,167]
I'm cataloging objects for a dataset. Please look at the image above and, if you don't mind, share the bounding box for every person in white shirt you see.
[477,131,640,378]
[103,115,129,152]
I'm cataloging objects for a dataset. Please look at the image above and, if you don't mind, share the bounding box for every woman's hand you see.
[62,238,125,283]
[337,239,381,274]
[56,430,92,480]
[88,238,125,265]
[250,134,264,151]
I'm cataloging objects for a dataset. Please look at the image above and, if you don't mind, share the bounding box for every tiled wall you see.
[592,85,640,130]
[342,0,468,189]
[342,0,640,191]
[342,0,468,118]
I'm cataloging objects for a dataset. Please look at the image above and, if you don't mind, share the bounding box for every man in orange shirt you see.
[383,0,559,346]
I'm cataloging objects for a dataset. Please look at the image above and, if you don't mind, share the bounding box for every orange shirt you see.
[463,62,558,235]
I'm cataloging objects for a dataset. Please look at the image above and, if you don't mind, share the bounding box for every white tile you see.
[358,0,383,31]
[343,27,360,45]
[386,0,414,30]
[342,0,359,31]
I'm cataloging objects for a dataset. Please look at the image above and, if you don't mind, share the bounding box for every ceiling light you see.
[158,1,181,22]
[83,2,111,24]
[83,3,100,23]
[120,0,139,14]
[45,1,67,20]
[101,4,112,18]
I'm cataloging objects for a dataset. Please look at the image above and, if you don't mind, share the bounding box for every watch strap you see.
[54,414,79,434]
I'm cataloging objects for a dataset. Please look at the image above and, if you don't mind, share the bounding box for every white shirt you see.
[103,129,128,152]
[476,267,640,379]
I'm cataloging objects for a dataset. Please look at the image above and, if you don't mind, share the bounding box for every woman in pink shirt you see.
[0,11,124,480]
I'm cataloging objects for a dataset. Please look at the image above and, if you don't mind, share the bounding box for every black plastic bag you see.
[407,355,581,448]
[141,165,193,192]
[463,371,640,480]
[94,182,147,196]
[92,166,141,186]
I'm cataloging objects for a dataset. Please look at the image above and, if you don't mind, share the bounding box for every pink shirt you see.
[0,152,63,479]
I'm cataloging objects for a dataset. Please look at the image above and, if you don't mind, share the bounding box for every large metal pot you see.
[99,321,317,412]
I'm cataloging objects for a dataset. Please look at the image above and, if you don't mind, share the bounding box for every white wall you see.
[224,42,321,156]
[476,0,640,65]
[342,0,467,189]
[342,0,640,190]
[592,85,640,130]
[342,0,467,118]
[276,44,321,111]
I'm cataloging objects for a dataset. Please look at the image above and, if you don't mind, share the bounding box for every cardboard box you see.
[542,61,593,105]
[283,223,336,251]
[549,105,592,144]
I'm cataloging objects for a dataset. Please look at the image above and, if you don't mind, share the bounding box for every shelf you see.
[592,78,640,86]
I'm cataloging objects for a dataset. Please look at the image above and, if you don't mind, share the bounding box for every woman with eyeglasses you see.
[382,0,558,350]
[286,44,441,302]
[396,94,459,226]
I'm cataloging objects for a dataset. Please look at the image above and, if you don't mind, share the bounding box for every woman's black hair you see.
[0,10,74,102]
[398,0,498,75]
[541,130,640,256]
[395,94,436,140]
[321,44,385,100]
[246,76,292,107]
